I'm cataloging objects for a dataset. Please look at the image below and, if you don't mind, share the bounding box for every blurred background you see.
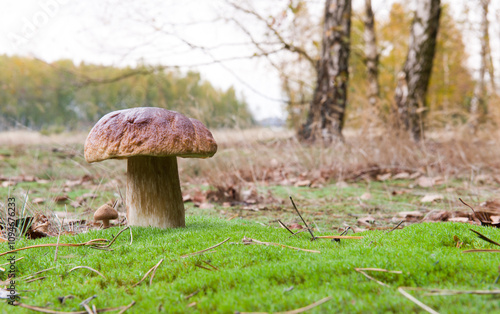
[0,0,498,136]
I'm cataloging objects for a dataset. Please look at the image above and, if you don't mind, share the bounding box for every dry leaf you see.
[421,194,444,203]
[357,216,375,227]
[53,195,69,203]
[448,217,469,223]
[393,172,410,180]
[377,173,391,181]
[32,197,45,204]
[294,180,311,187]
[360,192,372,200]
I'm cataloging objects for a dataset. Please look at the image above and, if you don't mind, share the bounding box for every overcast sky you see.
[0,0,498,120]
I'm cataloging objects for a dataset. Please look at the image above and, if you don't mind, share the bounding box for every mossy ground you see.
[1,216,500,313]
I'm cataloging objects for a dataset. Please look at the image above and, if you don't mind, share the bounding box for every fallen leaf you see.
[448,217,469,223]
[360,192,372,200]
[421,194,444,203]
[287,223,303,230]
[377,173,391,181]
[423,210,450,222]
[53,195,69,203]
[336,181,349,188]
[357,216,375,227]
[396,211,424,219]
[294,180,311,187]
[32,197,45,204]
[393,172,410,180]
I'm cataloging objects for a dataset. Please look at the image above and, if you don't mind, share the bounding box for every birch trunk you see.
[300,0,352,143]
[363,0,379,108]
[469,0,490,132]
[394,0,441,141]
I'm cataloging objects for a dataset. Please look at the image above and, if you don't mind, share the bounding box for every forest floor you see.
[1,127,500,313]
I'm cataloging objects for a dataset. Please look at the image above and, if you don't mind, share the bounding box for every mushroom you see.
[84,107,217,228]
[94,204,118,228]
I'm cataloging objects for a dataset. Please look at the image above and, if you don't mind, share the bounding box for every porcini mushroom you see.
[94,204,118,228]
[84,107,217,228]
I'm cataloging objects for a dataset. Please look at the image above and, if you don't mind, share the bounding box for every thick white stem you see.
[126,156,185,228]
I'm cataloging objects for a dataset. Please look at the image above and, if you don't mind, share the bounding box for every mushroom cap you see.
[84,107,218,163]
[94,204,118,221]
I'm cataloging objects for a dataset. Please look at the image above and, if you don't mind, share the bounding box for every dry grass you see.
[181,125,500,188]
[2,126,500,188]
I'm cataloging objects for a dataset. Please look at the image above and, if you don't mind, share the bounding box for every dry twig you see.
[397,287,439,314]
[289,196,315,240]
[242,237,320,253]
[14,301,135,313]
[181,238,230,258]
[0,239,108,257]
[238,296,332,314]
[315,236,363,240]
[132,258,164,287]
[277,220,294,235]
[68,266,106,280]
[54,218,64,262]
[469,229,500,247]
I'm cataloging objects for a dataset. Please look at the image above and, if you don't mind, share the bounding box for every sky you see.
[0,0,498,121]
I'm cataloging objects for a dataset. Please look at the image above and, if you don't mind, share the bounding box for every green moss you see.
[1,217,500,313]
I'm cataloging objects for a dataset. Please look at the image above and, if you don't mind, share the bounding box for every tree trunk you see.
[363,0,379,108]
[299,0,352,143]
[469,0,490,132]
[394,0,441,141]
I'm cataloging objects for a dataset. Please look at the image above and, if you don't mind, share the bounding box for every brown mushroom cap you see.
[94,204,118,221]
[84,107,218,163]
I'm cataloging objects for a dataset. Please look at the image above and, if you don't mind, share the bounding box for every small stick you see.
[25,276,46,283]
[68,266,106,280]
[128,226,133,246]
[238,296,332,314]
[184,290,200,300]
[386,220,404,233]
[469,229,500,247]
[54,218,64,262]
[462,249,500,253]
[355,268,402,274]
[397,287,439,314]
[194,264,213,271]
[289,196,315,240]
[92,226,130,249]
[181,238,230,258]
[333,227,350,243]
[288,229,308,238]
[14,301,135,313]
[203,261,218,270]
[243,237,320,254]
[354,269,388,286]
[149,259,164,285]
[82,304,93,314]
[315,236,363,240]
[459,198,476,213]
[0,256,24,266]
[20,267,57,280]
[0,239,108,257]
[132,258,164,287]
[227,213,239,221]
[117,301,136,314]
[277,220,294,235]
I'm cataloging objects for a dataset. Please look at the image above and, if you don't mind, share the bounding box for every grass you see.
[1,216,500,313]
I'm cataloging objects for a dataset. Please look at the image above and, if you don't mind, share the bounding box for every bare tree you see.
[394,0,441,141]
[469,0,492,132]
[363,0,379,109]
[299,0,352,142]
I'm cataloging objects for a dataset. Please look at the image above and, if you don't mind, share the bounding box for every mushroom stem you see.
[102,220,110,228]
[126,156,185,228]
